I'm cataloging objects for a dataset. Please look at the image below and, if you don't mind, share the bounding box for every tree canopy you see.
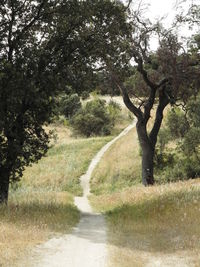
[0,0,128,203]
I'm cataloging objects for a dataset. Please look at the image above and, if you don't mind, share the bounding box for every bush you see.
[155,102,200,184]
[70,99,113,137]
[156,156,200,184]
[107,100,121,125]
[81,91,90,100]
[166,108,189,139]
[59,93,82,118]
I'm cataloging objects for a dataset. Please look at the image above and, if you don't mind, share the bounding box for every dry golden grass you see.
[90,102,200,266]
[91,179,200,266]
[0,125,112,266]
[0,191,79,267]
[91,126,141,194]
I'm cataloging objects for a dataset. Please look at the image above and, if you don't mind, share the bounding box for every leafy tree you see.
[104,6,200,185]
[166,108,189,139]
[0,0,128,203]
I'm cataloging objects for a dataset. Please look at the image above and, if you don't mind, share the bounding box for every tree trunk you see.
[0,168,10,204]
[141,145,154,186]
[136,120,155,186]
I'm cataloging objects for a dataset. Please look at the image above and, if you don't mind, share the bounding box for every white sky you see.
[124,0,198,50]
[141,0,176,24]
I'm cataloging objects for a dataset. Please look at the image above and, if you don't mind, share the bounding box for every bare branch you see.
[110,72,143,119]
[124,0,133,11]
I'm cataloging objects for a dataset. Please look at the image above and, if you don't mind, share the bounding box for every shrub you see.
[59,93,82,118]
[155,98,200,184]
[107,100,121,125]
[70,99,113,137]
[166,107,189,139]
[81,91,90,100]
[156,156,200,184]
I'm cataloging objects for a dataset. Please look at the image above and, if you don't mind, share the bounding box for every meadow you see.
[90,108,200,267]
[0,125,112,267]
[1,97,199,267]
[0,97,132,267]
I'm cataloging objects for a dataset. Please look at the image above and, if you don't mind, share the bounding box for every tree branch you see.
[149,87,170,147]
[111,72,143,119]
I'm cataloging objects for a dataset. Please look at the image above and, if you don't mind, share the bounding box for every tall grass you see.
[20,134,112,195]
[91,179,200,266]
[91,127,141,195]
[0,191,79,267]
[0,125,112,267]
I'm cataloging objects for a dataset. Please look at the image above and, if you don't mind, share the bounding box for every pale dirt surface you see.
[24,122,136,267]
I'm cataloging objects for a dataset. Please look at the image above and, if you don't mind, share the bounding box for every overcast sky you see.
[128,0,193,24]
[124,0,197,50]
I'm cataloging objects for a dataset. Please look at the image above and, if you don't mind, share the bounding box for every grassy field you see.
[0,125,113,267]
[0,99,132,267]
[91,180,200,266]
[21,126,112,196]
[90,106,200,266]
[91,126,141,195]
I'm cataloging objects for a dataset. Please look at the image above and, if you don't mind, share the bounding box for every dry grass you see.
[0,125,112,266]
[21,126,112,195]
[91,126,141,195]
[0,191,79,267]
[90,102,200,266]
[91,179,200,266]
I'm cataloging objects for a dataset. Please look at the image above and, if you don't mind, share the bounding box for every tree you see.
[103,6,200,185]
[0,0,128,203]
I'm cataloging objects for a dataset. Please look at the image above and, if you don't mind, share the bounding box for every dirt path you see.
[30,122,136,267]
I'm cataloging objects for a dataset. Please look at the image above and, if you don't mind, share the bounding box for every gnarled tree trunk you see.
[136,120,155,186]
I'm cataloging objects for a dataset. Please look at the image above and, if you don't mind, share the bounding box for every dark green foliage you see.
[166,108,189,139]
[70,99,113,137]
[107,100,122,125]
[59,94,82,119]
[0,0,129,202]
[155,96,200,183]
[181,128,200,157]
[81,91,90,100]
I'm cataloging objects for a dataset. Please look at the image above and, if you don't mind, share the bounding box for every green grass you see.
[90,126,141,195]
[19,135,112,196]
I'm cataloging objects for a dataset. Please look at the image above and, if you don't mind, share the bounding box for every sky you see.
[124,0,198,50]
[128,0,193,24]
[138,0,177,24]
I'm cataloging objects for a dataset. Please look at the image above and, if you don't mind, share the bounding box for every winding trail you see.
[31,122,136,267]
